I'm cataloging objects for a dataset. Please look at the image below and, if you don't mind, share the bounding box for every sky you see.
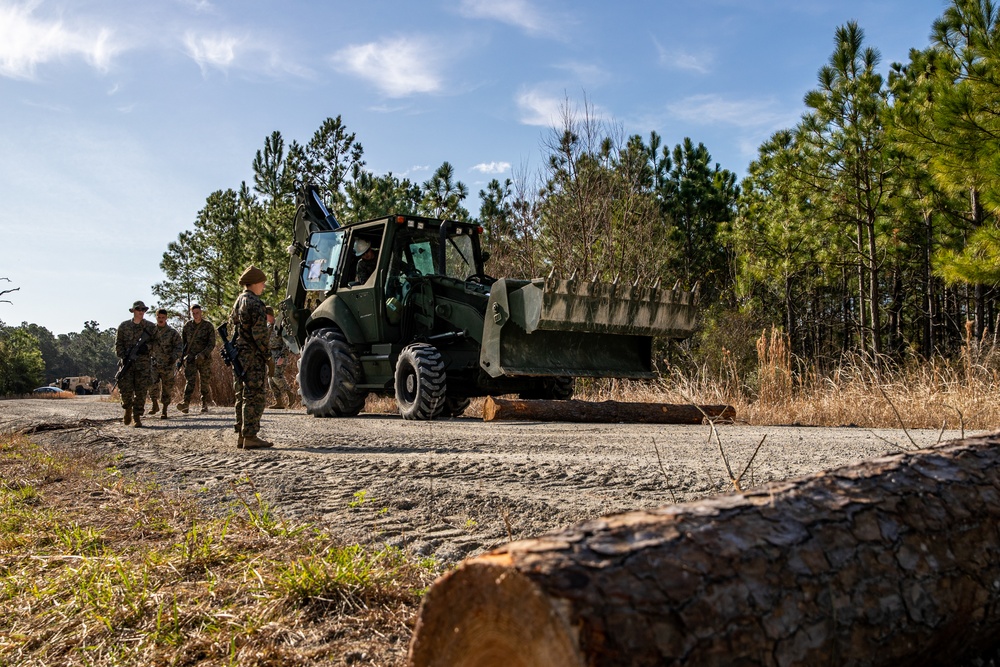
[1,0,950,336]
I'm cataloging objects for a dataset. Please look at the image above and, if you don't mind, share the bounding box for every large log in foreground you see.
[482,396,736,423]
[409,434,1000,666]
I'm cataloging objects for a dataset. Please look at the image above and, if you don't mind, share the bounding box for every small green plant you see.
[348,489,371,508]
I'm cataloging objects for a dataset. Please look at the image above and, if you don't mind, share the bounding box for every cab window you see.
[301,230,345,291]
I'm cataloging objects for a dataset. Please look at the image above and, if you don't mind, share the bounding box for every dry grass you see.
[0,433,437,666]
[26,390,76,400]
[364,333,1000,429]
[135,326,1000,430]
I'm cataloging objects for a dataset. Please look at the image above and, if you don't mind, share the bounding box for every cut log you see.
[409,434,1000,666]
[482,396,736,423]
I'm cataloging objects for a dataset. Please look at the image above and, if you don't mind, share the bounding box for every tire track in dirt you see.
[1,396,979,564]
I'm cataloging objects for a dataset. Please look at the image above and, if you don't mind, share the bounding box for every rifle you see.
[112,327,153,391]
[175,341,189,371]
[217,323,246,380]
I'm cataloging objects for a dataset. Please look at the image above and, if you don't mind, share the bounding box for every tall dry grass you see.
[577,325,1000,430]
[126,326,998,430]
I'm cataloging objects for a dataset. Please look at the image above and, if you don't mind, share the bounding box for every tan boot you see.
[177,401,189,414]
[123,408,132,425]
[237,434,245,449]
[287,390,297,407]
[150,398,159,414]
[133,413,143,428]
[269,399,286,409]
[241,434,273,449]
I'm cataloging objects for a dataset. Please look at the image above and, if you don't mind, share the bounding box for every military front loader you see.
[277,184,699,420]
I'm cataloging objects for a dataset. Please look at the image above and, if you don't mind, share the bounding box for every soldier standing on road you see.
[148,308,182,419]
[177,304,217,414]
[115,300,157,428]
[231,266,272,449]
[265,306,296,409]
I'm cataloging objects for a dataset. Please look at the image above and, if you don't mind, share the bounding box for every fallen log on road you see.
[409,434,1000,666]
[482,396,736,423]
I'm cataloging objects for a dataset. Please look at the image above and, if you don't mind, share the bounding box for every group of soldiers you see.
[114,265,293,449]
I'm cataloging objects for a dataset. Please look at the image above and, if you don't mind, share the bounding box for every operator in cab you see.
[353,238,377,285]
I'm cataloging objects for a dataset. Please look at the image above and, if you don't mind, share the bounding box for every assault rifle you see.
[175,341,189,371]
[112,326,154,391]
[217,323,246,380]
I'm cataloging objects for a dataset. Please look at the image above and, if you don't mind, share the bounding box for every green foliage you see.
[0,326,45,394]
[420,161,470,220]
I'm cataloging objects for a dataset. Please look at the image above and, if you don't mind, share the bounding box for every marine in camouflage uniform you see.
[177,304,217,413]
[230,266,272,449]
[265,306,295,409]
[148,308,183,418]
[115,300,157,427]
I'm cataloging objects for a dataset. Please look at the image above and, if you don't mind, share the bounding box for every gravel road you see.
[0,396,980,565]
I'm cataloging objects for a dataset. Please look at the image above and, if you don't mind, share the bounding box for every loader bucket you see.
[480,278,698,379]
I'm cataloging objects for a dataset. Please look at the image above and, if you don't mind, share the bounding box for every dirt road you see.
[0,396,978,564]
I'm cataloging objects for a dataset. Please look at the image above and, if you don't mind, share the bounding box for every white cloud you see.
[331,38,442,97]
[517,87,609,127]
[458,0,556,36]
[183,31,240,73]
[516,87,564,126]
[553,60,610,86]
[653,39,712,74]
[472,161,511,174]
[0,1,122,79]
[182,30,312,78]
[667,94,794,129]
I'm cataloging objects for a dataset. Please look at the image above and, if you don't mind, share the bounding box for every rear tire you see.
[298,327,367,417]
[395,343,446,420]
[436,395,471,419]
[518,376,575,401]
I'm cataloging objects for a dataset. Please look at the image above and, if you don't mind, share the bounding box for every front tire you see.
[298,327,367,417]
[395,343,446,420]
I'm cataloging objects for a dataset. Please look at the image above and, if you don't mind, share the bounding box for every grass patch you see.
[0,433,438,666]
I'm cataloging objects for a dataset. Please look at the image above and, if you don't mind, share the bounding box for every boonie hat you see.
[130,300,148,312]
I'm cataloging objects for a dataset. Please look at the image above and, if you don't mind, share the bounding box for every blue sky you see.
[1,0,948,335]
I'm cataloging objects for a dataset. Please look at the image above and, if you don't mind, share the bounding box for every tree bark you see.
[409,435,1000,667]
[482,396,736,424]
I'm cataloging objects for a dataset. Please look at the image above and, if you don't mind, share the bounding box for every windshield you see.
[394,225,478,280]
[301,230,345,291]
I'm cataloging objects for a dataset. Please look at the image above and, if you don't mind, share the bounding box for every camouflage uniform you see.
[267,320,294,407]
[230,289,269,437]
[115,317,157,421]
[180,317,217,408]
[149,322,182,414]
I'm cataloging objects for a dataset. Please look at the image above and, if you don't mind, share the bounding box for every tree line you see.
[0,319,118,394]
[152,0,1000,383]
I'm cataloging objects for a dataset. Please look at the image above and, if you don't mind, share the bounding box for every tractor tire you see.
[298,327,367,417]
[518,376,575,401]
[435,395,472,419]
[395,343,446,420]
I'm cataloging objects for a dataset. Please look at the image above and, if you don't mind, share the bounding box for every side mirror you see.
[481,250,491,263]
